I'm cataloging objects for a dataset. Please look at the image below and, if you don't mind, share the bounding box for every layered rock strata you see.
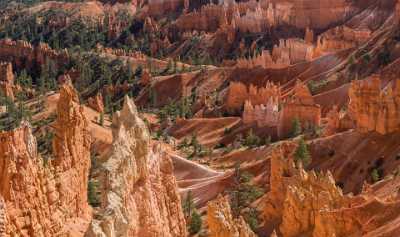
[0,80,91,236]
[236,38,314,69]
[261,140,400,237]
[243,99,279,127]
[278,81,321,138]
[225,81,280,114]
[86,96,186,237]
[348,76,400,134]
[0,39,69,71]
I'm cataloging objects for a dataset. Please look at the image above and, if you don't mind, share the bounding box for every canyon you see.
[0,0,400,236]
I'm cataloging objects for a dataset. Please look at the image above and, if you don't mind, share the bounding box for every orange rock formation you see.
[0,80,91,236]
[225,81,280,113]
[236,38,314,69]
[87,93,104,113]
[87,96,187,237]
[261,141,400,237]
[348,76,400,134]
[0,62,15,100]
[243,99,279,127]
[207,195,256,237]
[278,81,321,138]
[0,39,69,71]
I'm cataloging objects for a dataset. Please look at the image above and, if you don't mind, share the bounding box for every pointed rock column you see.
[87,96,187,237]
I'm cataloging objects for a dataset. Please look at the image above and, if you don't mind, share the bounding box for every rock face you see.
[86,96,186,237]
[261,143,350,236]
[53,80,92,221]
[207,195,256,237]
[323,105,340,136]
[278,81,321,138]
[88,93,104,113]
[243,99,279,127]
[261,140,400,237]
[0,62,15,100]
[0,80,91,236]
[237,38,314,69]
[0,39,69,72]
[225,81,280,114]
[348,76,400,134]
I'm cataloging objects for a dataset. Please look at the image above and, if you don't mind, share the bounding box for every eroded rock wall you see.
[86,96,186,237]
[278,81,321,138]
[0,39,69,71]
[225,81,280,113]
[243,99,279,127]
[348,76,400,134]
[207,195,256,237]
[0,80,91,236]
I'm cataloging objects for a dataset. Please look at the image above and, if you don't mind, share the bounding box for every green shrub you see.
[88,180,100,207]
[189,210,202,235]
[294,138,311,167]
[291,118,302,137]
[371,169,381,183]
[244,130,261,148]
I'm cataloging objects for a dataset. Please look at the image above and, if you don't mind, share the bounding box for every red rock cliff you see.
[53,80,92,221]
[0,80,91,236]
[348,76,400,134]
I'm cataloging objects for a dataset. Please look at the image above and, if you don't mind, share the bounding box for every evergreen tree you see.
[291,117,302,137]
[188,210,202,235]
[99,112,104,126]
[294,138,311,167]
[244,129,261,148]
[183,190,195,219]
[88,180,100,207]
[229,163,264,217]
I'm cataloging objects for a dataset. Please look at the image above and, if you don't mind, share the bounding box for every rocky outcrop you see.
[261,139,400,237]
[323,105,340,136]
[0,80,91,236]
[260,143,350,236]
[278,80,321,138]
[348,76,400,134]
[225,81,280,114]
[86,96,186,237]
[88,93,104,113]
[263,0,357,30]
[313,25,369,57]
[0,62,15,100]
[207,195,256,237]
[243,99,279,127]
[236,38,314,69]
[0,39,69,72]
[53,80,92,220]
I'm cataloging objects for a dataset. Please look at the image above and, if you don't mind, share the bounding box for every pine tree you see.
[294,138,311,167]
[291,117,302,137]
[188,210,202,235]
[88,180,100,207]
[183,191,195,219]
[99,112,104,126]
